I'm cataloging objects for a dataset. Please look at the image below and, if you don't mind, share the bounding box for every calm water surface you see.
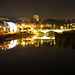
[0,32,75,74]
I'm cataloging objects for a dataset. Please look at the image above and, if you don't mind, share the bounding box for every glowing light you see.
[20,26,22,28]
[72,25,75,27]
[31,25,33,26]
[26,42,28,45]
[32,30,37,33]
[54,39,56,45]
[33,36,55,39]
[53,30,64,32]
[32,42,34,44]
[4,27,6,31]
[21,42,25,46]
[54,24,55,27]
[33,37,38,39]
[2,47,4,50]
[50,39,52,45]
[70,24,72,26]
[26,25,28,28]
[41,40,43,45]
[39,30,50,33]
[60,26,63,29]
[41,25,43,28]
[65,27,66,29]
[32,29,72,34]
[8,40,17,49]
[22,24,25,26]
[7,22,17,32]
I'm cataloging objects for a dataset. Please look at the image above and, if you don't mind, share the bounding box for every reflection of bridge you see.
[32,36,55,40]
[32,29,73,33]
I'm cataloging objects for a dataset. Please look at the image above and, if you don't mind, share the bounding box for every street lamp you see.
[60,26,63,29]
[22,24,25,27]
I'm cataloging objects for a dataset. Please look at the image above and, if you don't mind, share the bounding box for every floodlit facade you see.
[0,21,18,33]
[7,22,17,32]
[33,15,39,21]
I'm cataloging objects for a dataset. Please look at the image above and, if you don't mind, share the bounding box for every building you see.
[72,23,75,29]
[33,15,39,22]
[17,17,26,22]
[0,21,18,33]
[0,17,10,20]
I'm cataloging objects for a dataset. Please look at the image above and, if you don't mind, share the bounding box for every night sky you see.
[0,0,75,19]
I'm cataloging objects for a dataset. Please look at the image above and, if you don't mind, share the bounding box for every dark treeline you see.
[55,30,75,49]
[43,19,72,25]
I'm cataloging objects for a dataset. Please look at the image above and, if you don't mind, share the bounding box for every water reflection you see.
[19,35,56,47]
[0,32,75,51]
[0,32,56,50]
[0,40,18,51]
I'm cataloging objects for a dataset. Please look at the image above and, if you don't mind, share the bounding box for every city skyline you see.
[0,0,75,74]
[0,0,75,19]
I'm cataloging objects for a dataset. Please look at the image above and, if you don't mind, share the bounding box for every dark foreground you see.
[0,31,75,75]
[0,45,75,75]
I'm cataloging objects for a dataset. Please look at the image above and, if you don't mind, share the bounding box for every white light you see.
[33,36,55,39]
[26,42,29,45]
[7,22,17,32]
[26,25,28,27]
[4,27,6,31]
[53,30,64,32]
[8,40,17,49]
[40,36,50,39]
[39,30,50,33]
[33,37,38,39]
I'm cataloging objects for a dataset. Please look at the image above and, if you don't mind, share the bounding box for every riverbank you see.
[55,30,75,49]
[0,32,34,42]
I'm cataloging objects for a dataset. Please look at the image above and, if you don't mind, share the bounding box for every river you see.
[0,32,75,74]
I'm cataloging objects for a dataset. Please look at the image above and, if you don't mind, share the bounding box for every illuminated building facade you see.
[72,23,75,29]
[0,17,10,20]
[33,15,39,21]
[0,21,17,33]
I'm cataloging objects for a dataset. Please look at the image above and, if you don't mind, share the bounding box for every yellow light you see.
[72,25,75,27]
[20,26,22,28]
[21,42,25,46]
[60,26,63,29]
[0,26,1,28]
[22,24,25,26]
[31,25,33,26]
[41,25,43,28]
[8,26,10,28]
[54,24,55,27]
[65,27,66,29]
[32,42,34,45]
[2,47,4,50]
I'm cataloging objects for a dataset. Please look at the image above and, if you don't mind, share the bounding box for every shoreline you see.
[0,32,34,42]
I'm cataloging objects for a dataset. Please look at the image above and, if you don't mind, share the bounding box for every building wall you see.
[33,15,39,22]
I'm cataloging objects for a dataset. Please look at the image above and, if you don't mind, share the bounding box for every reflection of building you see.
[33,15,39,21]
[0,33,56,50]
[8,40,17,49]
[0,40,17,50]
